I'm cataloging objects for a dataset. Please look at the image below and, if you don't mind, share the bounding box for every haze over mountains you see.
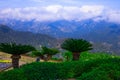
[0,19,120,55]
[0,24,58,48]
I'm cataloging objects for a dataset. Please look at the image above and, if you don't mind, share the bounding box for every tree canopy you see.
[0,43,35,55]
[41,46,59,55]
[61,38,93,52]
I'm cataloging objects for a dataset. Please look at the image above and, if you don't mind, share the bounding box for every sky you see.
[0,0,120,23]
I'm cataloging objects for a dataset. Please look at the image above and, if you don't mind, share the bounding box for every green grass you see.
[80,52,120,61]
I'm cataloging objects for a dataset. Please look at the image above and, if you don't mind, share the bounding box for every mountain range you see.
[0,24,58,48]
[0,19,120,55]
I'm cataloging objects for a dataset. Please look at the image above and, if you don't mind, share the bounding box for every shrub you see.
[62,51,73,61]
[77,63,120,80]
[0,53,119,80]
[74,58,120,77]
[80,52,119,61]
[21,62,74,80]
[0,69,27,80]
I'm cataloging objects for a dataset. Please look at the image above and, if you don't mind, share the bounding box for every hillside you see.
[0,24,58,47]
[0,19,120,55]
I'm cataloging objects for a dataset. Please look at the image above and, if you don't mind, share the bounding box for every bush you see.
[0,53,120,80]
[51,57,63,61]
[0,69,27,80]
[74,58,120,77]
[22,62,59,80]
[80,52,119,61]
[62,51,73,61]
[0,62,74,80]
[22,62,75,80]
[77,63,120,80]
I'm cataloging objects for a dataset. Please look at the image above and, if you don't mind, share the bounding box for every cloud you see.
[106,10,120,23]
[0,5,120,23]
[31,0,79,3]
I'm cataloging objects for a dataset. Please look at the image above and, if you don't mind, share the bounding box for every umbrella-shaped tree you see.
[41,46,59,61]
[32,50,44,62]
[61,38,93,61]
[33,46,59,61]
[0,43,35,68]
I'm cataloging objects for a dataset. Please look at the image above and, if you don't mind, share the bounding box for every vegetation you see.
[61,38,93,60]
[0,38,120,80]
[32,46,59,61]
[62,51,73,61]
[41,46,59,61]
[32,51,44,62]
[0,52,120,80]
[77,63,120,80]
[0,43,35,68]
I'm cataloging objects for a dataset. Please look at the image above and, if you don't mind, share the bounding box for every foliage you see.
[21,62,74,80]
[73,58,120,77]
[0,53,120,80]
[77,63,120,80]
[80,52,119,61]
[0,42,36,68]
[61,38,92,52]
[0,43,35,55]
[32,46,59,61]
[31,51,43,56]
[0,62,74,80]
[0,69,27,80]
[51,57,63,61]
[62,51,73,61]
[41,46,59,55]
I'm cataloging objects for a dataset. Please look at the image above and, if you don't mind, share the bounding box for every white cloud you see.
[106,10,120,23]
[0,5,120,23]
[80,5,104,13]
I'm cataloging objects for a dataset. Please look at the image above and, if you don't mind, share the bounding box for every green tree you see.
[61,38,92,60]
[32,51,44,62]
[0,43,35,68]
[42,46,59,61]
[32,46,59,61]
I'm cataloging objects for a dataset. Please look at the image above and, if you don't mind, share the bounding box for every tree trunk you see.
[72,52,80,61]
[47,55,52,60]
[40,55,44,60]
[11,54,21,68]
[44,54,52,61]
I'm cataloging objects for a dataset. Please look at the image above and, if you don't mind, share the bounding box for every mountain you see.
[0,24,58,48]
[0,19,120,38]
[0,19,120,55]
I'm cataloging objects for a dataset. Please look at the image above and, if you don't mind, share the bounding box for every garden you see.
[0,39,120,80]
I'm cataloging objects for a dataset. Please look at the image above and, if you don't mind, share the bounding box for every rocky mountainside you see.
[0,24,58,48]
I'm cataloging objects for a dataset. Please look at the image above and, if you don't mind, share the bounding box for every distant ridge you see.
[0,24,58,47]
[0,19,120,55]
